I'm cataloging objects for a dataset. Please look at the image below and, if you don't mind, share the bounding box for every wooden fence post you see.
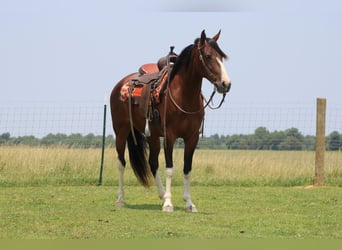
[314,98,326,186]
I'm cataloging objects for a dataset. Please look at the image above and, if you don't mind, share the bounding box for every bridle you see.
[198,43,220,85]
[198,43,227,110]
[166,43,227,115]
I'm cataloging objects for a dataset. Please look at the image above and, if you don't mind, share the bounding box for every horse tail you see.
[127,128,152,187]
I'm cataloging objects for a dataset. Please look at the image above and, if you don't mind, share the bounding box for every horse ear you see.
[212,30,221,42]
[200,30,206,45]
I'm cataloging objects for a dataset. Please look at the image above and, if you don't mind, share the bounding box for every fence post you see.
[314,98,326,186]
[97,96,107,186]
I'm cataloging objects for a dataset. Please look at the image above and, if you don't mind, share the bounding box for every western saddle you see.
[120,47,178,137]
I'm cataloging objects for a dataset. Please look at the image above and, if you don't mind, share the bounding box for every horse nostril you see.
[222,81,231,87]
[226,82,231,92]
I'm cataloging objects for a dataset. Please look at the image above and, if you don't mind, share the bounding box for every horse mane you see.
[169,38,227,82]
[169,44,194,82]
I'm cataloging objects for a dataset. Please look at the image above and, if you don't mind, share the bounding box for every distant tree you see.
[278,128,304,150]
[175,138,185,148]
[0,132,11,144]
[253,127,270,149]
[106,135,115,147]
[65,133,83,147]
[269,131,286,150]
[19,136,40,146]
[239,136,254,150]
[285,127,303,140]
[279,136,303,150]
[0,126,323,150]
[41,133,65,146]
[303,135,315,150]
[1,132,10,140]
[226,134,245,149]
[10,135,39,146]
[327,131,341,151]
[55,133,68,143]
[84,133,97,147]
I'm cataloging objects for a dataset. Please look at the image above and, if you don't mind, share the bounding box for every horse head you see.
[197,30,231,94]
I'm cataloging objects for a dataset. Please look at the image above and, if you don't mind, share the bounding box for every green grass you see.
[0,146,341,239]
[0,185,341,239]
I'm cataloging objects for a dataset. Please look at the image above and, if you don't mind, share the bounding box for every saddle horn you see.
[157,46,178,70]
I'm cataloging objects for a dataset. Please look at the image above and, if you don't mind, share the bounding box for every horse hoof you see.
[185,205,198,213]
[115,200,126,207]
[162,205,174,212]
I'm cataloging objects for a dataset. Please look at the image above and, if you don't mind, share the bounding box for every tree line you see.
[0,132,115,148]
[0,127,341,150]
[196,127,341,151]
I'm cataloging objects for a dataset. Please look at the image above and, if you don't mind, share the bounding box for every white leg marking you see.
[183,173,197,212]
[154,170,165,200]
[116,159,125,206]
[162,168,174,212]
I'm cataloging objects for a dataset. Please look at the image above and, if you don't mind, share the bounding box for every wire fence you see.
[0,101,106,138]
[0,100,342,141]
[204,101,342,137]
[1,99,341,186]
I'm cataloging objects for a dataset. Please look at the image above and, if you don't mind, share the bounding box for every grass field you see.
[0,186,341,239]
[0,146,341,239]
[0,146,341,186]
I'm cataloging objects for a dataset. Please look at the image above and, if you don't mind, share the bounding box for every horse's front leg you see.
[162,137,176,212]
[183,137,198,212]
[163,167,174,212]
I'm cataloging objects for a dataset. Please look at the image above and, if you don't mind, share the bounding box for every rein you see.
[203,91,226,110]
[167,87,226,114]
[167,87,201,115]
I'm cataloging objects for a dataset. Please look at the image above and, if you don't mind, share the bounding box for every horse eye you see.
[205,55,211,60]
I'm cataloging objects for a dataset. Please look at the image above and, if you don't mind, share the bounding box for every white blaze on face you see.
[216,57,231,85]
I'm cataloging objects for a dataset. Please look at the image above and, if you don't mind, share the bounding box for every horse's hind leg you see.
[148,135,165,200]
[115,129,129,207]
[116,159,125,206]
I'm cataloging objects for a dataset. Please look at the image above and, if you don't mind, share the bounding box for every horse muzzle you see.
[215,82,231,94]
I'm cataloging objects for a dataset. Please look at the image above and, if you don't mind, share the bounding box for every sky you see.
[1,0,342,136]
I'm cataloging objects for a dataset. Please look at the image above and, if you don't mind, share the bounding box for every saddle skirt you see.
[120,64,168,104]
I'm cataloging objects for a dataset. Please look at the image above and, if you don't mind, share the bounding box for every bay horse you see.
[110,30,231,212]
